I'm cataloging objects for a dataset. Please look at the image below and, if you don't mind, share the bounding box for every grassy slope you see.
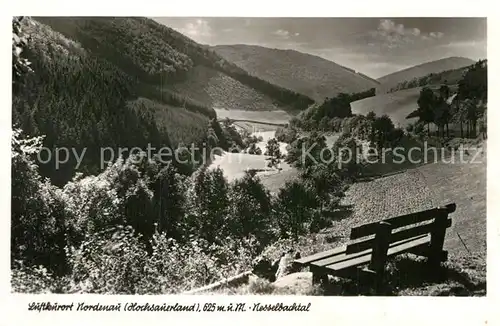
[213,44,380,102]
[342,155,486,256]
[350,87,421,127]
[214,108,291,124]
[350,83,465,131]
[377,56,475,94]
[170,65,284,111]
[387,65,471,93]
[128,98,210,146]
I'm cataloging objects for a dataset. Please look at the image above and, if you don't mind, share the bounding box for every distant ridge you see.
[376,56,476,94]
[213,44,380,102]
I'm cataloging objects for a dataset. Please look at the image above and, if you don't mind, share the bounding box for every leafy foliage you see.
[293,88,375,131]
[273,180,320,239]
[408,60,487,139]
[11,129,68,274]
[227,172,274,247]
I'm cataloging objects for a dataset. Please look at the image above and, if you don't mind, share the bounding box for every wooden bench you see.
[295,203,456,292]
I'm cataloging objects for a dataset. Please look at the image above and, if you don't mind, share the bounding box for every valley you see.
[11,16,487,297]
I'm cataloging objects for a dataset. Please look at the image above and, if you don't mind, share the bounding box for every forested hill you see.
[13,17,315,185]
[213,44,380,102]
[34,17,314,111]
[376,56,476,94]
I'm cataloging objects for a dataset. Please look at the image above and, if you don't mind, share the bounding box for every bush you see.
[144,232,259,293]
[66,225,149,294]
[184,167,230,243]
[11,263,57,294]
[227,172,274,247]
[273,179,320,239]
[11,130,67,274]
[275,127,297,143]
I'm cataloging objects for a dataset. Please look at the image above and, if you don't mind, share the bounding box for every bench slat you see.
[318,234,431,272]
[350,203,456,240]
[294,245,346,265]
[346,218,451,254]
[313,234,428,268]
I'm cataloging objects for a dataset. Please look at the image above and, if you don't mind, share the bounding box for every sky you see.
[152,17,487,78]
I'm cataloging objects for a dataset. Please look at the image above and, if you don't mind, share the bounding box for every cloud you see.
[379,19,405,35]
[430,31,444,39]
[438,40,482,48]
[369,19,445,48]
[178,19,212,39]
[295,32,300,36]
[273,29,290,39]
[370,19,421,48]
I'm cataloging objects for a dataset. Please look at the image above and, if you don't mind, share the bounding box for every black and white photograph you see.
[10,14,488,299]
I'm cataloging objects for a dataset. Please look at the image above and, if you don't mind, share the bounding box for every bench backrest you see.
[345,203,456,255]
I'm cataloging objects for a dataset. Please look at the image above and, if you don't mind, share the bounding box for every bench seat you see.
[315,234,431,272]
[299,234,448,273]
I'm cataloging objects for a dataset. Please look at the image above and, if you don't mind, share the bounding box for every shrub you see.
[142,231,258,294]
[227,172,274,247]
[11,130,67,274]
[184,167,230,243]
[273,179,320,239]
[11,263,56,294]
[66,225,149,294]
[275,127,297,143]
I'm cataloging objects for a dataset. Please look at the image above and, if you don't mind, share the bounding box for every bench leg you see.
[369,222,392,294]
[428,213,449,272]
[422,213,449,281]
[311,266,328,286]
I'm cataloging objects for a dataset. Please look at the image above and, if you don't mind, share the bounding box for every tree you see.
[12,17,33,93]
[184,167,230,243]
[11,130,68,274]
[458,60,487,103]
[478,107,487,139]
[417,87,437,135]
[264,138,281,157]
[246,143,262,155]
[265,138,282,169]
[451,97,467,138]
[433,85,451,138]
[273,180,319,240]
[151,165,187,240]
[286,132,330,169]
[227,172,273,246]
[370,115,395,150]
[434,98,450,138]
[301,164,344,212]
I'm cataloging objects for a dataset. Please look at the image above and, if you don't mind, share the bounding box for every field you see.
[350,87,421,127]
[215,108,292,125]
[342,153,486,256]
[172,65,285,112]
